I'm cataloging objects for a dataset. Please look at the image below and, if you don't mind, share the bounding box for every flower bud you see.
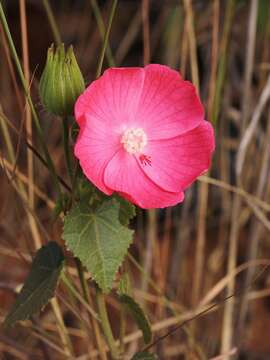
[39,44,85,116]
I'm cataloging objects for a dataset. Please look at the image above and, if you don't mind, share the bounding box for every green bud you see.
[39,44,85,116]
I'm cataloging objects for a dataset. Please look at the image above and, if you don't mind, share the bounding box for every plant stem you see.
[0,3,62,201]
[62,118,73,184]
[142,0,150,65]
[96,287,120,359]
[75,258,90,302]
[19,0,37,246]
[62,272,100,320]
[42,0,61,45]
[0,108,42,250]
[183,0,200,92]
[50,297,74,357]
[212,0,235,125]
[96,0,118,78]
[90,0,115,67]
[74,260,108,360]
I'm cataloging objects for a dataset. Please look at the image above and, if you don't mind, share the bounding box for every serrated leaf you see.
[4,242,64,327]
[119,294,152,344]
[131,351,158,360]
[63,199,134,292]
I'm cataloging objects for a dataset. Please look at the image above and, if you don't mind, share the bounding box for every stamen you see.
[121,128,147,154]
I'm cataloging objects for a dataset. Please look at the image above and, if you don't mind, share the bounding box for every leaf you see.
[51,193,70,222]
[4,241,64,327]
[114,196,136,226]
[77,176,97,202]
[131,351,158,360]
[117,272,132,296]
[63,199,134,292]
[76,177,136,226]
[119,294,152,344]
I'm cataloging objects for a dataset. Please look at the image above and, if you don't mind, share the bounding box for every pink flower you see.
[74,64,215,209]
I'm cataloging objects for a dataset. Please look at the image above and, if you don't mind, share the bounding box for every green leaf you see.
[51,193,70,222]
[119,294,152,344]
[4,242,64,327]
[76,177,136,225]
[131,352,158,360]
[63,199,134,292]
[117,272,132,296]
[77,176,98,203]
[114,196,136,226]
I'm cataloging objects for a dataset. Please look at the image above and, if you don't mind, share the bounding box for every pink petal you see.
[75,67,145,130]
[74,116,121,195]
[137,121,215,193]
[135,64,204,139]
[103,149,185,209]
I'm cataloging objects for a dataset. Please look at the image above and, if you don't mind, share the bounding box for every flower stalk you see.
[96,287,120,359]
[62,117,73,184]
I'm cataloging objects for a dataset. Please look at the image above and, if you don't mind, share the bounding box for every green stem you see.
[212,0,235,125]
[0,3,62,200]
[96,0,118,78]
[90,0,115,67]
[74,260,109,360]
[75,258,90,302]
[71,160,80,202]
[42,0,61,45]
[0,109,15,163]
[62,118,73,183]
[61,272,99,321]
[96,287,120,359]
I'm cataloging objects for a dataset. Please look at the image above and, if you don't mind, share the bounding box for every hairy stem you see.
[62,118,73,184]
[96,287,120,359]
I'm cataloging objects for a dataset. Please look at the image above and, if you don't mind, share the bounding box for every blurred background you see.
[0,0,270,359]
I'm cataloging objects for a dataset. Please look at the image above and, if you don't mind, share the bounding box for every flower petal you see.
[74,116,121,194]
[137,121,215,192]
[104,149,185,209]
[75,67,145,130]
[135,64,204,139]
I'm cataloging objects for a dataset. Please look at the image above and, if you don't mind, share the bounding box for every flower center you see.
[121,128,147,154]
